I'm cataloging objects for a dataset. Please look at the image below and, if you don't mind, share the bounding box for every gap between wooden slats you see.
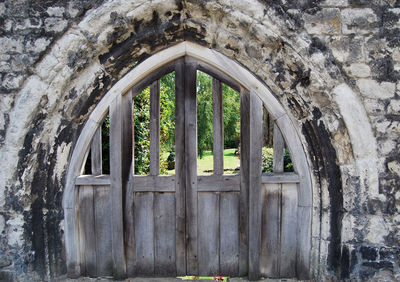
[150,80,160,176]
[212,78,223,175]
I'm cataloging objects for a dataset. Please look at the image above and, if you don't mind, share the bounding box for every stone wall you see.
[0,0,399,281]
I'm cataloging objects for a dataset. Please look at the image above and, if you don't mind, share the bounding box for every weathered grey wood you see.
[75,175,110,186]
[261,173,300,184]
[219,192,239,276]
[130,63,175,97]
[185,57,198,275]
[296,205,312,279]
[78,186,96,277]
[198,175,240,191]
[280,183,298,277]
[94,186,112,276]
[91,127,102,175]
[239,88,250,276]
[260,183,280,278]
[174,58,186,275]
[154,192,176,276]
[196,60,241,93]
[133,175,175,192]
[213,78,224,175]
[273,123,285,173]
[150,80,160,176]
[198,192,219,275]
[110,94,131,278]
[248,90,263,280]
[134,192,155,276]
[125,176,136,277]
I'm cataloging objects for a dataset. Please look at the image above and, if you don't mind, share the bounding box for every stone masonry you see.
[0,0,399,281]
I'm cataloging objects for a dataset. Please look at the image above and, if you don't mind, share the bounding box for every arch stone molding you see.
[63,41,314,278]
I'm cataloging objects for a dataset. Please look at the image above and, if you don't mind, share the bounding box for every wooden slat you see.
[78,186,96,277]
[94,186,112,276]
[75,175,110,186]
[248,90,263,280]
[273,123,284,173]
[174,58,186,275]
[280,183,298,277]
[260,183,280,278]
[91,127,102,175]
[198,192,219,275]
[185,57,198,275]
[133,175,176,192]
[198,175,240,191]
[154,192,176,276]
[296,206,312,279]
[134,192,155,276]
[150,80,160,176]
[239,88,250,276]
[219,192,239,276]
[109,93,131,278]
[261,173,300,184]
[125,179,136,276]
[213,78,224,175]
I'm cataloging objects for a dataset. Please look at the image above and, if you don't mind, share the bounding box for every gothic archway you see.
[63,42,313,280]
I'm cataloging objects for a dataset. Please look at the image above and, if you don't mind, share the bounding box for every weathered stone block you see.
[2,74,24,90]
[0,37,24,54]
[44,17,68,33]
[357,79,395,99]
[341,8,378,35]
[304,8,341,35]
[346,63,371,78]
[321,0,349,7]
[328,35,365,63]
[47,6,65,17]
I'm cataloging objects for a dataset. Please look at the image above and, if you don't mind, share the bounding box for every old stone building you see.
[0,0,399,281]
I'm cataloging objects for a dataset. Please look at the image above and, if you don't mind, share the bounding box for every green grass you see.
[162,148,240,175]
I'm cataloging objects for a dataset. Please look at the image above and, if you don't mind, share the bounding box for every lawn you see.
[162,148,240,175]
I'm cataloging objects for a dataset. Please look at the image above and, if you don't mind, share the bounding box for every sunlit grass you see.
[162,148,240,175]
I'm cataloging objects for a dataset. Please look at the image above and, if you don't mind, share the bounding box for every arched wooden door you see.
[123,57,254,277]
[66,43,312,280]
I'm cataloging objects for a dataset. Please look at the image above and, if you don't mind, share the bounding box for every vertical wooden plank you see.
[78,186,97,277]
[260,183,280,278]
[213,78,224,175]
[280,183,298,277]
[134,192,155,276]
[110,93,131,278]
[248,90,263,280]
[174,59,186,275]
[185,57,198,275]
[94,186,112,276]
[125,179,136,276]
[126,90,136,276]
[198,192,219,275]
[91,127,102,175]
[273,123,284,173]
[150,80,160,176]
[154,192,176,276]
[296,205,312,279]
[220,192,239,276]
[239,88,249,276]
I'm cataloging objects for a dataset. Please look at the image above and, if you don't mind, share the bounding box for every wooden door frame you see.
[63,41,313,280]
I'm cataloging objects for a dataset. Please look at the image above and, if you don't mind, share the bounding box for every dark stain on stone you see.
[71,73,112,120]
[225,44,239,54]
[290,68,311,89]
[361,246,378,261]
[370,55,400,83]
[302,108,343,279]
[309,36,328,55]
[341,245,350,279]
[287,96,309,120]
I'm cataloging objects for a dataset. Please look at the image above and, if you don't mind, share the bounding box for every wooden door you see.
[123,57,262,277]
[75,56,304,280]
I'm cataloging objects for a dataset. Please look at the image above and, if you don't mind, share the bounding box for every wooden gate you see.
[69,50,311,280]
